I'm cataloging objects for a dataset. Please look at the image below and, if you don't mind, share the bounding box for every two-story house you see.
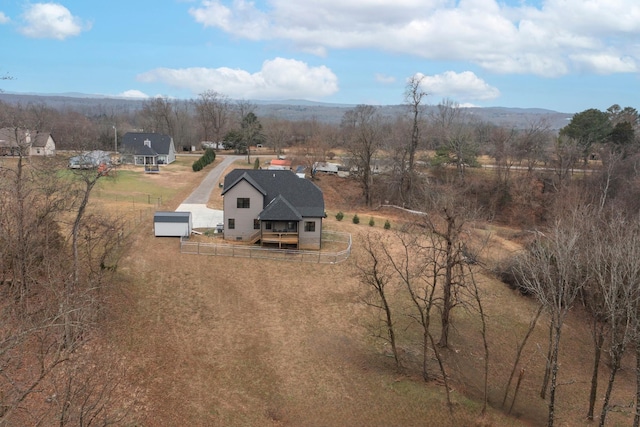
[221,169,325,250]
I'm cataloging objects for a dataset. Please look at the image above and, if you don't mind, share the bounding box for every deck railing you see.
[180,230,351,264]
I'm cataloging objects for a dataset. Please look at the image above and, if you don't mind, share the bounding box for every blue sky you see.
[1,0,639,113]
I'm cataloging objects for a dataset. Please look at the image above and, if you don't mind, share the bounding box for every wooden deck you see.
[261,231,299,248]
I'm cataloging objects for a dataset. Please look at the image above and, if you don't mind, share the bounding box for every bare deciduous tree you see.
[430,99,477,184]
[402,75,428,206]
[515,118,552,172]
[382,225,437,381]
[341,105,385,207]
[419,194,477,348]
[194,90,230,147]
[588,212,640,427]
[514,212,586,427]
[139,97,175,136]
[355,231,400,369]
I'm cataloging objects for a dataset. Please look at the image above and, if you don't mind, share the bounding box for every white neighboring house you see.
[0,128,56,156]
[120,132,176,166]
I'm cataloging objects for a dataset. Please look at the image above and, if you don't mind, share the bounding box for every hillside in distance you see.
[0,92,573,130]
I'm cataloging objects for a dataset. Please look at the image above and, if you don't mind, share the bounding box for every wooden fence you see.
[179,230,351,264]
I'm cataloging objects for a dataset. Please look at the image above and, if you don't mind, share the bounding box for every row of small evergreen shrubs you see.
[335,211,390,229]
[192,148,216,172]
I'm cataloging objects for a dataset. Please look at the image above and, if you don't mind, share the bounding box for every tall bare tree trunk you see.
[438,215,455,348]
[587,320,605,420]
[541,320,553,399]
[599,345,624,427]
[547,323,562,427]
[634,339,640,427]
[503,304,543,408]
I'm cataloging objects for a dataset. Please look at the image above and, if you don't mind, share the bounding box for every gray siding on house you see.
[222,181,263,241]
[222,169,325,249]
[299,218,322,250]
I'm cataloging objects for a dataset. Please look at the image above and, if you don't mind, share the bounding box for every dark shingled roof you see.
[260,195,303,221]
[222,169,324,218]
[120,132,172,155]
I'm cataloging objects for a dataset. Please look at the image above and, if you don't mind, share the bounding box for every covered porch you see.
[260,220,299,249]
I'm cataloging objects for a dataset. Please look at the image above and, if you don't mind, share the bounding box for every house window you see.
[304,221,315,232]
[228,218,235,230]
[265,222,272,230]
[237,198,250,208]
[254,219,260,230]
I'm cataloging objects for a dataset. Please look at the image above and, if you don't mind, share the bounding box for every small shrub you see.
[368,217,375,227]
[335,211,344,221]
[352,214,360,224]
[254,158,260,169]
[384,219,391,230]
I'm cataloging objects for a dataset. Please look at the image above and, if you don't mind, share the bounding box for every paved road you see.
[181,155,238,204]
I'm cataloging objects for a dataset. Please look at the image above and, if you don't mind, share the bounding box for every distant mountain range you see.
[0,92,573,130]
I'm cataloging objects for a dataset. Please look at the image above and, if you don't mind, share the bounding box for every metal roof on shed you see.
[154,211,191,223]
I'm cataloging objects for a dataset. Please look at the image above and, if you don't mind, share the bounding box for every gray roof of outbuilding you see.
[120,132,172,155]
[222,169,324,218]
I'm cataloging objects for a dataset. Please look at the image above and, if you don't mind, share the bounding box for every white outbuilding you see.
[154,211,192,237]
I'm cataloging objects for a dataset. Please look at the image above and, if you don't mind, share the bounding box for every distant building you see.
[267,158,292,170]
[0,128,56,156]
[68,150,111,169]
[202,141,225,150]
[312,162,339,175]
[120,132,176,166]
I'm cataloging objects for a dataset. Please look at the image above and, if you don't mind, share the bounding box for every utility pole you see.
[112,125,118,153]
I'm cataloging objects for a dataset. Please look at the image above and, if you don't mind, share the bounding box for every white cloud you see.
[416,71,500,101]
[117,90,149,99]
[0,12,10,24]
[375,73,396,84]
[19,3,90,40]
[137,58,339,100]
[188,0,640,77]
[569,53,637,74]
[189,0,269,40]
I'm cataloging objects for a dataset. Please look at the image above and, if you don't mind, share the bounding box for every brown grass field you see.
[97,156,636,426]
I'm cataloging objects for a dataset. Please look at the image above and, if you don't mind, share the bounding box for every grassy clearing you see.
[100,156,637,426]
